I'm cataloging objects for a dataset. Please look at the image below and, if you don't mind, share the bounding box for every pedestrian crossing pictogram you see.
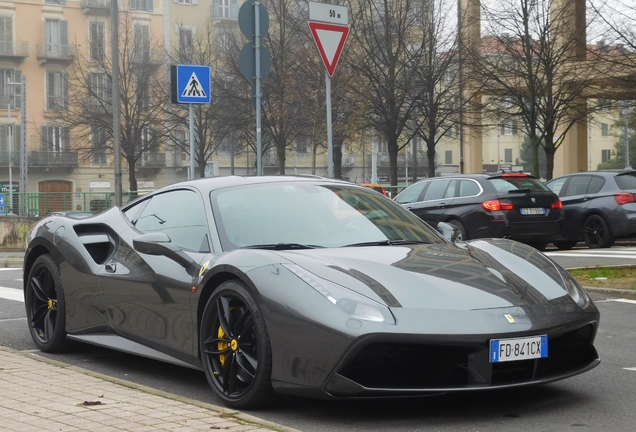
[181,72,207,99]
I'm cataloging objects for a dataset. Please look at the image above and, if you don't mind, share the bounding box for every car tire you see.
[447,220,468,241]
[25,254,70,353]
[200,280,276,409]
[553,240,577,250]
[583,215,615,249]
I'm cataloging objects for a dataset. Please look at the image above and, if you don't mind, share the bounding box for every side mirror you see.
[133,232,195,268]
[436,222,460,242]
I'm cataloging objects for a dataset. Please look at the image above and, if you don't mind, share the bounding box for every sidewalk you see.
[0,346,298,432]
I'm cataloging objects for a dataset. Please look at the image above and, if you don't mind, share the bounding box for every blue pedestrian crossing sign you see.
[0,193,4,215]
[171,65,211,104]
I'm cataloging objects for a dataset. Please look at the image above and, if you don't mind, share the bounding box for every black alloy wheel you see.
[200,280,275,409]
[583,215,615,249]
[25,254,69,352]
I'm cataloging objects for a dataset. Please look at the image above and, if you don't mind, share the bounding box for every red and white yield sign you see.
[308,2,349,77]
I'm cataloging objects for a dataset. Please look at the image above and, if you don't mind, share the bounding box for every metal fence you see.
[3,191,145,217]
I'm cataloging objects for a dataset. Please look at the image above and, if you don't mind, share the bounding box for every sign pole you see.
[189,103,195,179]
[326,71,333,178]
[255,1,263,176]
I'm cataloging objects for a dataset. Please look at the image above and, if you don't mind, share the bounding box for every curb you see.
[1,345,302,432]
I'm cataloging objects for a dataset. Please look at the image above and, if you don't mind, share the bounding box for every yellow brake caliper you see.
[218,326,229,367]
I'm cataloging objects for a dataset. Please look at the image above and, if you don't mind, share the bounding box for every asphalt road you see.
[2,251,636,431]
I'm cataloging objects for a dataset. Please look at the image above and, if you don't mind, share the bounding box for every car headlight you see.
[282,263,396,324]
[558,267,590,308]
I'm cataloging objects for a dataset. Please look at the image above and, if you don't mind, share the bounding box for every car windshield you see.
[211,182,443,251]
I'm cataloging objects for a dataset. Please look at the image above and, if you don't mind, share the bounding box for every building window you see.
[45,0,66,4]
[174,129,189,165]
[601,123,609,137]
[444,150,452,164]
[216,31,232,52]
[178,0,197,4]
[0,69,21,109]
[133,25,150,62]
[87,73,112,109]
[295,137,309,154]
[601,149,611,163]
[504,148,513,163]
[89,22,105,62]
[212,0,238,18]
[45,19,69,57]
[41,125,70,152]
[91,126,107,165]
[46,71,69,111]
[130,0,153,12]
[0,16,13,55]
[502,120,517,136]
[443,123,454,138]
[178,28,193,63]
[598,99,612,111]
[0,124,20,154]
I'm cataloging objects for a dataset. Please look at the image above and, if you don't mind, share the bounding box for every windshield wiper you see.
[343,240,429,247]
[241,243,323,250]
[507,188,532,193]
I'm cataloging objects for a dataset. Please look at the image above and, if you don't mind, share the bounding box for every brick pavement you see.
[0,346,298,432]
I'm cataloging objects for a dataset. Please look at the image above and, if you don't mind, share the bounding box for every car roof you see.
[549,170,636,180]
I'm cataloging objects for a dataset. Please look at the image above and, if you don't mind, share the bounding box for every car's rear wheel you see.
[583,215,615,249]
[526,241,548,251]
[25,254,69,353]
[200,280,276,409]
[554,240,577,250]
[447,220,468,241]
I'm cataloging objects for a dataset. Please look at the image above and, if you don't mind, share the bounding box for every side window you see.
[459,180,480,197]
[395,181,427,204]
[587,176,604,194]
[443,180,458,198]
[547,177,567,196]
[563,176,591,197]
[422,179,451,201]
[134,189,209,252]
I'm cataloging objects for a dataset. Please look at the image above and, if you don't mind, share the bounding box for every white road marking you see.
[0,286,23,302]
[0,317,26,322]
[0,268,21,271]
[605,299,636,305]
[624,368,636,372]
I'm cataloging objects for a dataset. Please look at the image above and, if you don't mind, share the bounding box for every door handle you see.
[437,203,446,208]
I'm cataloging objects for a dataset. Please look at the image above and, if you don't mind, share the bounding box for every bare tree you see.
[345,0,439,186]
[166,23,239,178]
[47,11,167,193]
[478,0,598,180]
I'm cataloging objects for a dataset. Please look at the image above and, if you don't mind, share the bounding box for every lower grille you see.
[338,325,597,390]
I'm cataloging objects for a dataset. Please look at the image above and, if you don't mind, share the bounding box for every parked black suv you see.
[395,173,564,250]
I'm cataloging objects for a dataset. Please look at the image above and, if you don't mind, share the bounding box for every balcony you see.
[0,41,29,63]
[210,4,238,24]
[36,43,77,65]
[138,152,165,168]
[0,151,21,167]
[29,151,79,168]
[83,98,112,115]
[81,0,111,15]
[378,154,425,166]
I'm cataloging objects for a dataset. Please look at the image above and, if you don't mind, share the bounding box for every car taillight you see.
[381,188,387,196]
[481,199,514,211]
[551,200,563,209]
[614,192,636,205]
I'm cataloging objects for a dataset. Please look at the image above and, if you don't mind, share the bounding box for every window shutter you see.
[213,0,219,17]
[13,70,21,109]
[192,0,198,4]
[130,0,138,10]
[0,125,6,153]
[62,73,69,109]
[59,0,66,4]
[148,0,153,11]
[231,0,237,17]
[46,72,53,110]
[60,20,68,46]
[41,126,48,151]
[6,17,13,52]
[62,127,70,151]
[512,121,518,135]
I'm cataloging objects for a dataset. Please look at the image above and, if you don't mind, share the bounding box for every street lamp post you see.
[7,95,12,214]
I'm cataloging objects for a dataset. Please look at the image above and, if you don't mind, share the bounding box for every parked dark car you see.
[24,176,599,409]
[395,173,565,250]
[546,170,636,249]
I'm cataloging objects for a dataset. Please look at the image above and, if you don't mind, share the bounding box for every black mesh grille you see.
[338,344,474,389]
[84,242,111,265]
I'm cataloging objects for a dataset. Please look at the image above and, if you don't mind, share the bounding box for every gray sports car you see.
[23,176,600,409]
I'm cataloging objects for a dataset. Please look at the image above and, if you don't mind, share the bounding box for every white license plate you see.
[490,335,548,363]
[520,207,546,215]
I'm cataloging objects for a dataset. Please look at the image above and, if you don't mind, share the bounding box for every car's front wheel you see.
[25,254,69,352]
[583,215,615,249]
[554,240,577,250]
[200,280,276,409]
[446,220,468,241]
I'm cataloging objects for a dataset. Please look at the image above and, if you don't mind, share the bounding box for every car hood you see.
[273,239,571,311]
